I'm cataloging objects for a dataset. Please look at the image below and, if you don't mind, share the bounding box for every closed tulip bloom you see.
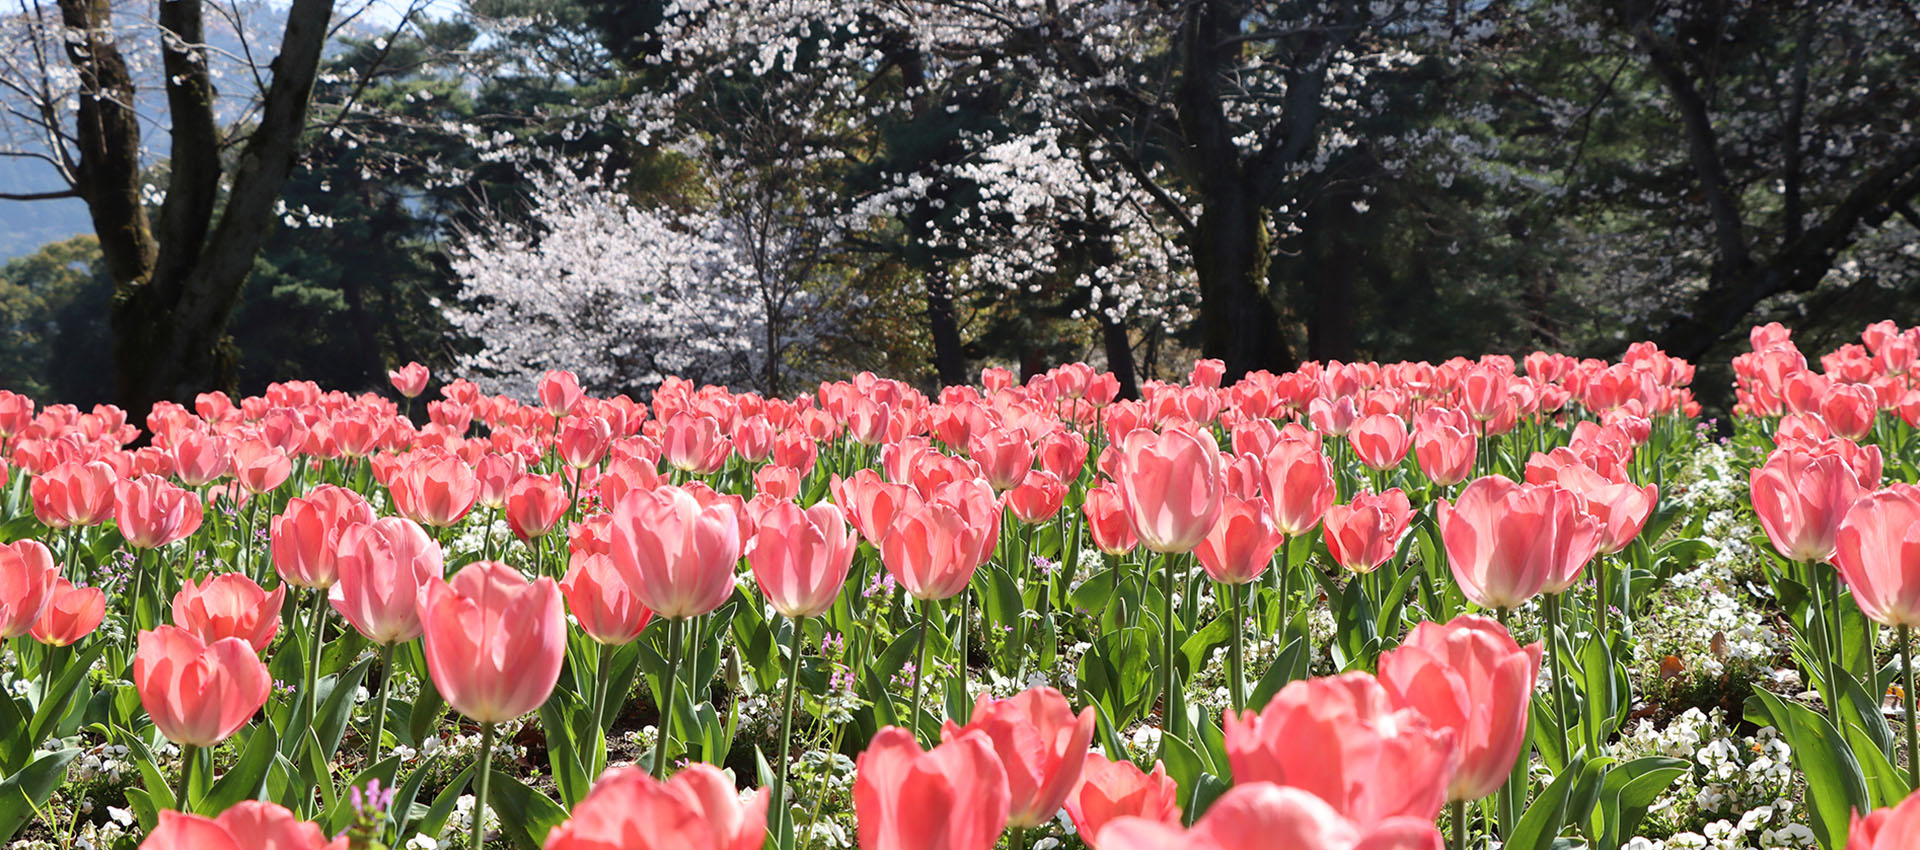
[230,439,293,495]
[31,460,119,528]
[1348,414,1411,472]
[1751,448,1868,564]
[1833,484,1920,627]
[609,485,744,619]
[753,464,802,500]
[542,764,769,850]
[1820,383,1878,441]
[1261,441,1337,537]
[1223,672,1456,827]
[833,469,924,548]
[134,625,272,747]
[272,485,376,589]
[854,726,1011,850]
[1308,396,1359,436]
[557,416,615,469]
[561,553,654,644]
[475,453,522,510]
[968,428,1035,491]
[941,686,1097,827]
[1007,469,1068,523]
[0,539,58,638]
[169,430,231,487]
[1038,430,1090,481]
[1096,783,1443,850]
[1083,482,1139,555]
[141,801,348,850]
[661,414,730,475]
[1531,461,1658,555]
[172,573,286,653]
[1114,426,1224,554]
[1438,476,1596,610]
[1378,615,1541,802]
[330,517,441,644]
[749,501,856,618]
[1322,489,1414,574]
[506,473,571,540]
[115,475,204,549]
[420,561,567,723]
[1413,424,1475,487]
[1849,788,1920,850]
[1066,754,1180,848]
[30,578,106,646]
[1195,494,1284,584]
[389,361,430,398]
[390,451,481,528]
[538,370,585,416]
[881,500,986,602]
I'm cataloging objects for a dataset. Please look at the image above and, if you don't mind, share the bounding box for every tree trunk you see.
[924,268,968,387]
[1193,194,1291,379]
[1096,302,1142,401]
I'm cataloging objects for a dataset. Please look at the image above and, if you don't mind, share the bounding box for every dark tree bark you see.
[53,0,336,421]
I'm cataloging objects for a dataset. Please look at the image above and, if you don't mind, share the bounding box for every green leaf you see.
[1179,613,1234,681]
[320,755,401,835]
[538,698,592,808]
[486,773,571,849]
[408,763,475,843]
[26,643,107,755]
[1504,756,1583,850]
[202,720,280,814]
[0,694,28,773]
[1247,636,1306,711]
[0,747,79,843]
[1747,688,1870,850]
[315,655,376,762]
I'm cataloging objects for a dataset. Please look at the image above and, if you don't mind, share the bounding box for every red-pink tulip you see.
[1066,754,1180,848]
[1114,426,1224,554]
[609,485,743,619]
[134,625,272,746]
[1038,430,1089,481]
[31,459,118,528]
[941,686,1096,827]
[1751,448,1868,564]
[882,500,985,602]
[172,573,286,653]
[1322,489,1413,574]
[330,517,441,644]
[854,726,1011,850]
[1348,414,1411,472]
[0,539,58,639]
[420,561,566,723]
[1095,782,1443,850]
[30,577,105,646]
[389,451,481,528]
[1195,494,1284,584]
[561,552,654,645]
[1820,383,1878,441]
[1437,476,1598,610]
[115,475,203,549]
[230,438,293,495]
[749,501,856,619]
[662,413,730,475]
[1378,615,1541,802]
[833,469,924,548]
[1413,424,1475,487]
[506,472,571,540]
[141,801,348,850]
[1261,440,1337,537]
[1223,672,1456,827]
[539,370,585,416]
[169,430,231,487]
[542,764,768,850]
[968,428,1035,491]
[1528,460,1657,555]
[753,464,802,500]
[1833,484,1920,627]
[1849,787,1920,850]
[1007,469,1067,524]
[558,415,615,469]
[389,361,430,398]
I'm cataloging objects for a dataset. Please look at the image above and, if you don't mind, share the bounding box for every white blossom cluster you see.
[1619,709,1812,850]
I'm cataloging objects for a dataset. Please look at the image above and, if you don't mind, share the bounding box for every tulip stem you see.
[1593,555,1610,640]
[1902,624,1917,791]
[1160,550,1177,745]
[958,588,970,722]
[1011,826,1027,850]
[771,614,806,839]
[912,598,930,742]
[653,618,684,779]
[1228,580,1246,712]
[471,722,494,850]
[368,641,396,767]
[591,639,614,732]
[1450,799,1467,850]
[1544,594,1575,761]
[176,744,198,813]
[1805,564,1846,727]
[301,589,327,760]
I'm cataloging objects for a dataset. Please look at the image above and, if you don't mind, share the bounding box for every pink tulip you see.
[749,501,856,618]
[1223,672,1456,827]
[661,413,730,475]
[1833,484,1920,627]
[1007,469,1068,524]
[420,561,566,723]
[854,726,1011,850]
[1413,424,1475,487]
[389,451,481,528]
[1095,783,1443,850]
[1066,754,1180,848]
[141,801,348,850]
[1084,482,1139,555]
[941,686,1097,827]
[542,764,769,850]
[230,439,293,495]
[881,500,984,602]
[1849,787,1920,850]
[1751,448,1868,563]
[271,485,375,589]
[1378,615,1541,802]
[968,428,1035,491]
[1195,494,1284,584]
[172,573,286,653]
[330,517,441,644]
[31,460,118,528]
[608,485,743,619]
[134,625,272,747]
[389,361,430,398]
[539,370,585,416]
[170,430,231,487]
[0,539,58,639]
[1527,459,1657,555]
[1820,383,1878,441]
[506,473,572,540]
[1322,489,1413,574]
[1437,476,1598,610]
[115,475,204,549]
[833,469,924,548]
[1348,414,1411,472]
[30,578,105,646]
[558,416,615,470]
[1261,440,1337,537]
[1114,426,1224,554]
[561,553,654,645]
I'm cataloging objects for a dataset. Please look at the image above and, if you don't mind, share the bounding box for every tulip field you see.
[2,322,1920,850]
